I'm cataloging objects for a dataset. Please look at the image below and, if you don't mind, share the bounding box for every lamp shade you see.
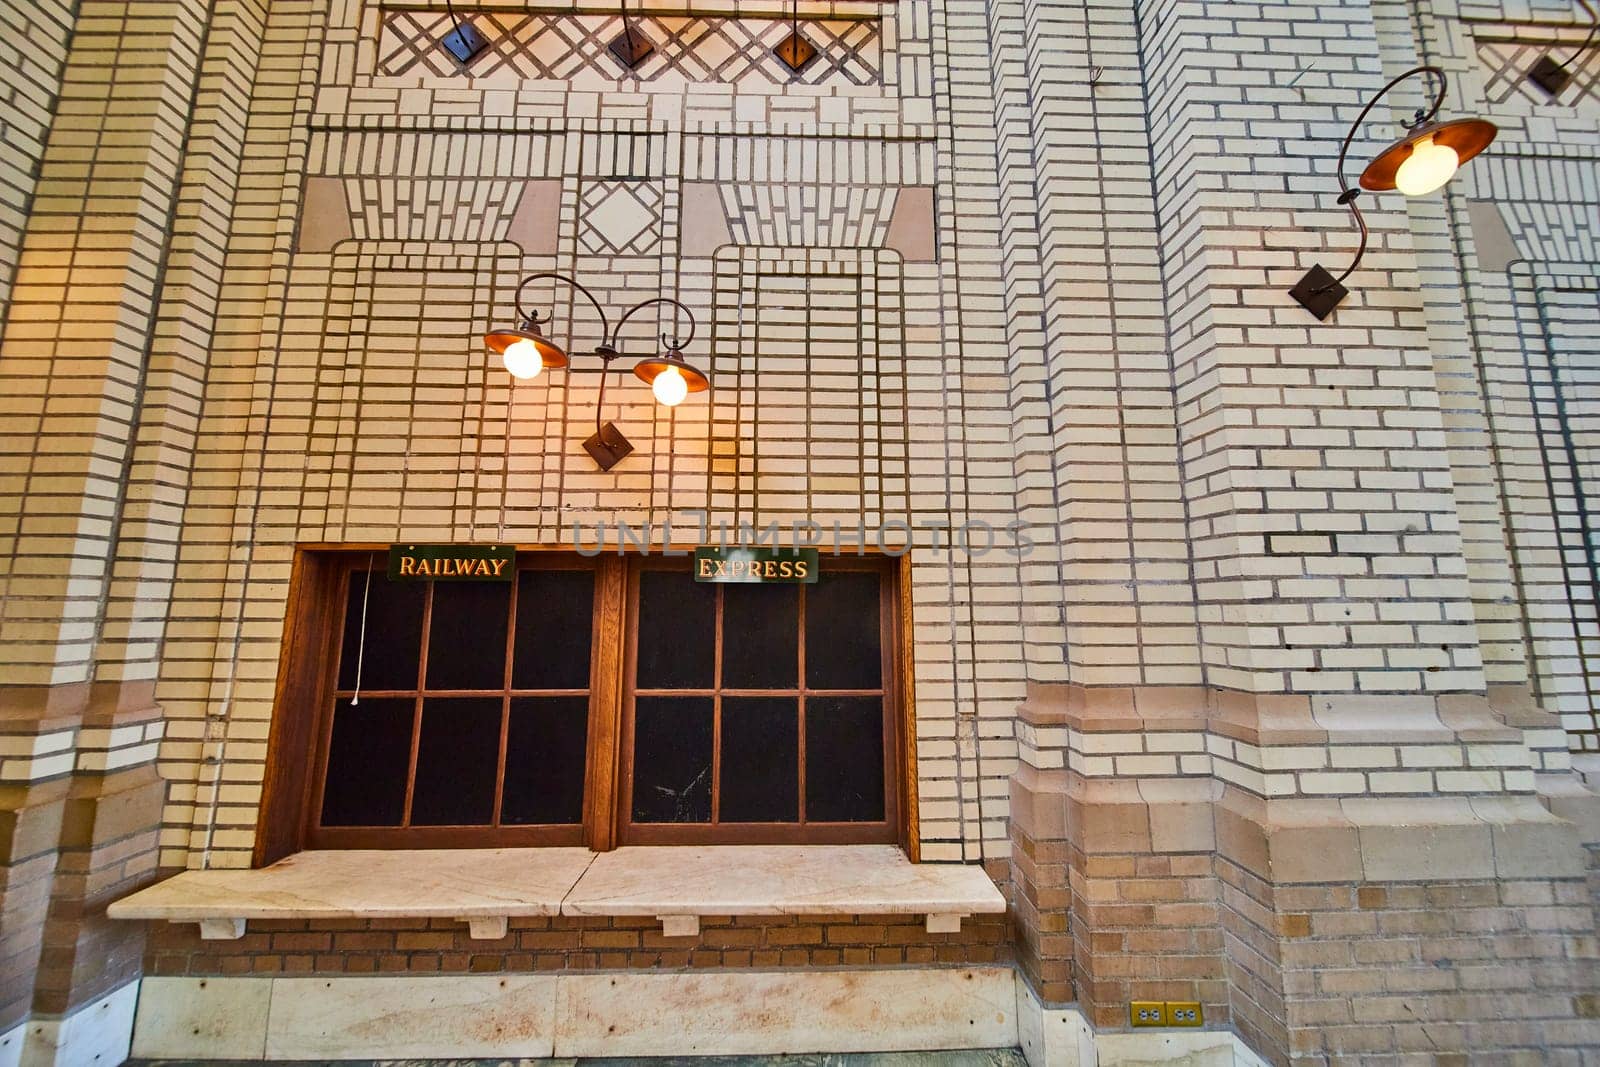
[484,325,569,379]
[633,350,710,404]
[1358,117,1497,193]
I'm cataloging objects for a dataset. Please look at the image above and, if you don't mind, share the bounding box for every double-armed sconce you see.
[484,272,708,470]
[1290,65,1497,320]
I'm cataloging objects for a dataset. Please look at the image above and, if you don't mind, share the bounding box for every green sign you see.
[388,544,515,581]
[694,547,818,584]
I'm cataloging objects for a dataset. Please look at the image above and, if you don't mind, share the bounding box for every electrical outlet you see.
[1130,1001,1167,1027]
[1167,1001,1203,1026]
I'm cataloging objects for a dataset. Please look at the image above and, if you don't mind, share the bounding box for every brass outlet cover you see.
[1167,1001,1203,1026]
[1130,1001,1166,1027]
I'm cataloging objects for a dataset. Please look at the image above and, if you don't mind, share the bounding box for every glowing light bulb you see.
[1394,134,1459,197]
[502,338,544,380]
[652,365,689,407]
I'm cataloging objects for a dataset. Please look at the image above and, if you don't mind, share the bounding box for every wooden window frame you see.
[256,546,918,866]
[618,554,901,845]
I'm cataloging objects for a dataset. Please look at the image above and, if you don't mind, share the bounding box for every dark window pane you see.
[426,583,510,690]
[320,697,413,826]
[337,573,425,691]
[805,695,885,822]
[632,696,712,823]
[635,571,715,689]
[720,697,798,823]
[722,585,798,689]
[410,697,501,825]
[805,572,882,689]
[512,570,595,690]
[502,696,588,825]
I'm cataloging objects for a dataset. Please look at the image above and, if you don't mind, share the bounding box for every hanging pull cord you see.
[352,553,375,705]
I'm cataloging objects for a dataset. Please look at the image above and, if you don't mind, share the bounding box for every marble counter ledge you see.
[108,843,1007,942]
[561,844,1007,936]
[107,847,597,939]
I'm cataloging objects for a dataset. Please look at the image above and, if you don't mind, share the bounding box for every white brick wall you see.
[0,0,1596,875]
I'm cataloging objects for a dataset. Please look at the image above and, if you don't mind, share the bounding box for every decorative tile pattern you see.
[1474,29,1600,110]
[377,9,882,86]
[577,180,664,255]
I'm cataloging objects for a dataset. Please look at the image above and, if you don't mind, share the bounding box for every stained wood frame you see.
[255,545,916,866]
[616,554,901,846]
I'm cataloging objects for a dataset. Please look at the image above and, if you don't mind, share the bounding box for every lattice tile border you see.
[378,9,883,86]
[1474,29,1600,110]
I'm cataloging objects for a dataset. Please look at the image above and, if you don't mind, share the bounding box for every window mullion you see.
[711,584,724,825]
[797,582,808,826]
[585,556,627,850]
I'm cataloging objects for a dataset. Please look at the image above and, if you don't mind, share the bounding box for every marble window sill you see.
[108,844,1006,941]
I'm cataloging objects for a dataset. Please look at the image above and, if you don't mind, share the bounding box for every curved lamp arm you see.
[594,296,697,437]
[1554,1,1600,73]
[1315,65,1447,294]
[513,270,612,343]
[608,296,698,354]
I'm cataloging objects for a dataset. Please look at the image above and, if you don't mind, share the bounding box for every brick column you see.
[1123,0,1600,1061]
[29,695,165,1019]
[0,0,207,687]
[0,773,68,1040]
[0,1,209,1058]
[1001,0,1599,1060]
[0,0,75,327]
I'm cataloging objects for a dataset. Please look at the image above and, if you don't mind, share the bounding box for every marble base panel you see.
[135,968,1016,1059]
[130,970,1274,1064]
[129,979,271,1061]
[17,981,138,1067]
[555,969,1017,1056]
[268,976,558,1059]
[0,1023,21,1067]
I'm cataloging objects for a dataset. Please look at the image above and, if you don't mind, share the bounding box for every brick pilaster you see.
[31,763,164,1016]
[0,779,68,1032]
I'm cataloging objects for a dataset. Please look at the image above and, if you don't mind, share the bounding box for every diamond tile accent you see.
[578,180,663,255]
[376,9,882,86]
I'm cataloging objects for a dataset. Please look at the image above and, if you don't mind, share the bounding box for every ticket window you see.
[620,557,899,844]
[259,551,904,860]
[306,558,597,849]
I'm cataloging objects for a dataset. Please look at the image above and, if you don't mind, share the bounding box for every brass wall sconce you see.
[609,0,655,70]
[1526,2,1597,98]
[485,272,707,470]
[439,0,489,66]
[1290,65,1497,320]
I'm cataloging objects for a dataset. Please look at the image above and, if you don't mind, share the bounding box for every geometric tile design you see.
[707,248,910,527]
[378,9,882,86]
[718,183,899,249]
[578,180,664,255]
[346,177,528,242]
[1474,30,1600,111]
